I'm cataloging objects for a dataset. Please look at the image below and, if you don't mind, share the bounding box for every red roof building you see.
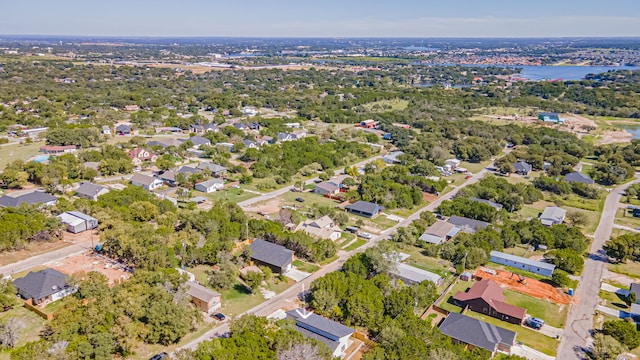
[453,279,526,324]
[39,145,77,154]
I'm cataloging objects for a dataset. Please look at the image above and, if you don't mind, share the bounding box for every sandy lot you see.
[475,268,572,305]
[244,197,283,214]
[52,252,131,286]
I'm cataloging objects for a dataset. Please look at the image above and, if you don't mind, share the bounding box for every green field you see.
[609,260,640,279]
[398,245,453,276]
[360,99,409,112]
[343,238,366,251]
[281,190,338,211]
[292,259,320,273]
[598,289,630,311]
[0,141,44,169]
[206,187,258,203]
[503,290,568,328]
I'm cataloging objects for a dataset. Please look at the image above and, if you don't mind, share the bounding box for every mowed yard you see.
[0,141,44,169]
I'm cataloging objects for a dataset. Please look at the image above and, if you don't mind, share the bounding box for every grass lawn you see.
[437,280,470,313]
[552,194,602,212]
[465,311,559,356]
[220,283,266,317]
[460,160,492,174]
[387,207,415,218]
[609,260,640,279]
[370,215,399,229]
[615,208,640,229]
[398,245,453,275]
[0,141,44,169]
[0,306,46,359]
[599,290,630,311]
[292,260,320,273]
[344,238,366,251]
[360,99,409,112]
[513,200,555,222]
[501,244,545,259]
[503,290,568,328]
[187,265,213,285]
[281,191,337,210]
[206,187,258,203]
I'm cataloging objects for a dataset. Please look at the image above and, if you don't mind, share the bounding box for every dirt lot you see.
[474,268,571,305]
[52,252,131,286]
[244,197,283,215]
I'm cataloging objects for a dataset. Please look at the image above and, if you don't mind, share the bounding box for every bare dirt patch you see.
[598,130,633,145]
[243,197,283,214]
[52,252,131,286]
[474,268,571,305]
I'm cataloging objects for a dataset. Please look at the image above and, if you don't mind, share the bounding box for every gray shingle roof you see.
[250,239,293,268]
[345,201,382,215]
[469,197,504,210]
[186,281,220,303]
[564,172,594,184]
[130,173,157,186]
[13,268,69,301]
[197,162,227,173]
[0,190,57,207]
[439,313,516,353]
[514,161,532,173]
[286,308,354,340]
[198,179,224,188]
[447,216,489,233]
[75,182,108,198]
[315,182,340,193]
[186,136,211,146]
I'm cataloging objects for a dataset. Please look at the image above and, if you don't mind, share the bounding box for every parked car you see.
[358,232,372,239]
[212,313,226,321]
[295,197,305,202]
[525,317,544,329]
[345,226,359,233]
[435,214,446,220]
[149,352,168,360]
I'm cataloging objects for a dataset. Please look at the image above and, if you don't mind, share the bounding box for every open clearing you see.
[51,251,131,285]
[475,268,571,305]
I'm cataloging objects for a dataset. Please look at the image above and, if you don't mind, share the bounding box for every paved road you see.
[237,155,383,209]
[0,237,95,276]
[177,166,490,352]
[557,175,640,360]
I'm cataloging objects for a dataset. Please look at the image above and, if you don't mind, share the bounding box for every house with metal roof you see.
[186,281,221,314]
[314,181,340,196]
[447,216,489,234]
[453,279,526,324]
[418,221,460,245]
[13,268,76,305]
[345,201,383,218]
[490,250,556,277]
[297,216,342,241]
[538,112,563,124]
[184,136,211,149]
[286,308,354,359]
[391,263,444,286]
[539,206,566,226]
[439,313,517,356]
[0,190,57,208]
[564,172,594,185]
[57,211,98,234]
[250,239,294,274]
[383,151,404,164]
[75,182,110,201]
[195,179,224,193]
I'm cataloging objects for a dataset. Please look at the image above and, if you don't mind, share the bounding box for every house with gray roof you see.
[186,281,221,314]
[148,138,182,148]
[57,211,98,234]
[158,170,178,186]
[115,124,131,135]
[490,250,555,277]
[129,173,163,191]
[539,206,566,226]
[447,216,489,234]
[286,308,354,359]
[314,181,340,196]
[345,201,383,218]
[469,197,504,211]
[391,263,443,286]
[243,139,258,149]
[418,221,460,245]
[75,182,109,201]
[564,172,594,185]
[195,179,224,193]
[176,166,200,176]
[250,239,294,274]
[439,313,516,356]
[197,162,227,177]
[383,151,404,164]
[184,136,211,149]
[277,132,294,142]
[0,190,57,208]
[513,161,532,176]
[13,268,76,305]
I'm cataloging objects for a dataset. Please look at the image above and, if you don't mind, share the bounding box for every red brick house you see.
[453,279,526,325]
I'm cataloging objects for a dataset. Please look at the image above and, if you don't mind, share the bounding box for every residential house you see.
[284,122,301,128]
[360,119,376,128]
[75,182,109,201]
[277,132,294,142]
[345,201,383,218]
[39,145,77,154]
[234,123,249,131]
[469,197,504,211]
[489,251,556,277]
[0,190,57,208]
[261,135,274,144]
[418,221,460,245]
[243,139,258,149]
[313,182,340,196]
[256,138,270,147]
[447,216,489,234]
[185,136,211,149]
[177,166,200,176]
[513,161,532,176]
[630,283,640,318]
[292,129,307,139]
[297,216,342,241]
[453,279,527,324]
[439,313,517,356]
[129,173,163,191]
[391,263,443,286]
[147,138,182,148]
[115,124,131,135]
[102,125,111,135]
[383,151,404,164]
[194,179,224,193]
[250,239,294,274]
[158,170,177,186]
[241,107,258,117]
[286,308,354,359]
[327,175,352,189]
[128,148,157,166]
[154,126,183,133]
[57,211,98,234]
[13,268,76,305]
[186,281,221,314]
[539,206,566,226]
[189,124,205,134]
[197,163,227,177]
[564,172,595,185]
[249,122,261,130]
[538,112,563,124]
[215,142,234,151]
[445,158,461,170]
[203,123,218,132]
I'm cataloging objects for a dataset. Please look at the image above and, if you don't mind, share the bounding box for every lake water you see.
[515,65,640,81]
[613,124,640,139]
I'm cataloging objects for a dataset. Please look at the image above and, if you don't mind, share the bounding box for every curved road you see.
[177,166,490,352]
[557,174,640,359]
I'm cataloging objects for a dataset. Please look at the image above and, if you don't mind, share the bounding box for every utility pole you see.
[463,251,468,271]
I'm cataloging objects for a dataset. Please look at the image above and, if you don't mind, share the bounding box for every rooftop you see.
[392,263,443,285]
[489,250,556,272]
[13,268,69,300]
[186,281,220,303]
[0,190,57,207]
[439,313,516,353]
[250,239,294,268]
[286,308,354,340]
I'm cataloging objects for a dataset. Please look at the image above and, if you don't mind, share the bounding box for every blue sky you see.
[1,0,639,37]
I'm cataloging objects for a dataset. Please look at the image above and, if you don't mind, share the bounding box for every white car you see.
[358,232,372,239]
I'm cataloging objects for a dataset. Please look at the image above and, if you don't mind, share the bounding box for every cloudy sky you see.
[2,0,639,37]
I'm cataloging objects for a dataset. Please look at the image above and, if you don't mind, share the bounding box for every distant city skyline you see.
[1,0,639,38]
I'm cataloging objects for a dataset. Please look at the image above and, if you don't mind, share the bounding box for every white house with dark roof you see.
[539,206,566,226]
[195,179,224,193]
[286,308,354,359]
[250,239,294,274]
[439,313,516,356]
[13,268,76,305]
[129,173,163,191]
[184,136,211,149]
[75,182,109,201]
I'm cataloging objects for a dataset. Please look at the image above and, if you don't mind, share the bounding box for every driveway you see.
[596,305,632,319]
[511,344,556,360]
[284,268,311,282]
